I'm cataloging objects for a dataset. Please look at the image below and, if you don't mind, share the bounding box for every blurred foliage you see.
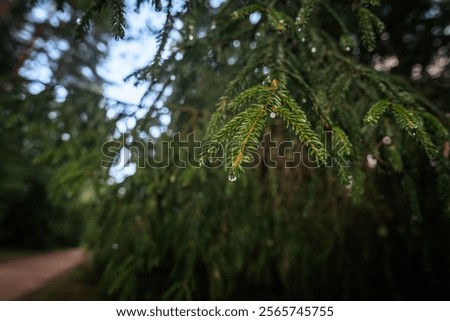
[77,0,449,300]
[0,1,110,249]
[1,0,449,300]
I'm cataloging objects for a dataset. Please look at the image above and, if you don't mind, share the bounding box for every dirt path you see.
[0,248,85,300]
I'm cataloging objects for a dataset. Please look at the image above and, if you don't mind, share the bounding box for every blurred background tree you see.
[0,0,110,249]
[1,0,449,300]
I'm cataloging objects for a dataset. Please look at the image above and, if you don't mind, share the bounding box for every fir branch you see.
[329,73,353,102]
[275,98,328,164]
[203,106,267,175]
[204,46,278,140]
[125,0,173,83]
[227,85,274,114]
[267,8,294,32]
[390,103,421,133]
[358,7,384,51]
[281,57,316,98]
[332,126,352,156]
[229,106,266,170]
[221,48,270,103]
[75,0,107,40]
[322,0,353,49]
[337,166,351,186]
[295,0,321,29]
[365,101,438,159]
[110,0,127,40]
[363,100,390,126]
[332,126,353,185]
[390,104,438,159]
[155,0,174,64]
[204,99,227,140]
[231,4,265,20]
[420,111,449,139]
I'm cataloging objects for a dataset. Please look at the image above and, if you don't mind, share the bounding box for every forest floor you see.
[0,248,86,300]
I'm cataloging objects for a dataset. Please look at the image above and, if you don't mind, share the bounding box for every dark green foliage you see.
[358,6,384,51]
[63,0,450,300]
[70,0,449,300]
[110,0,126,39]
[295,0,321,29]
[75,1,108,40]
[6,0,450,300]
[0,1,109,249]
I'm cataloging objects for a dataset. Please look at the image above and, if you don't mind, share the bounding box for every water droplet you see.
[367,154,377,168]
[301,37,306,42]
[297,27,302,32]
[270,112,276,119]
[228,172,237,182]
[263,75,271,85]
[345,46,351,51]
[382,136,392,145]
[302,98,307,103]
[311,47,317,53]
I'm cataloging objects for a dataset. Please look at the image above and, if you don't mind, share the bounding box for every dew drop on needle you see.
[228,172,237,182]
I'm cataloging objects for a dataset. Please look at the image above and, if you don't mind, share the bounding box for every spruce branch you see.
[110,0,127,40]
[267,8,294,32]
[332,126,353,185]
[153,0,174,65]
[365,101,438,159]
[332,125,352,156]
[420,111,450,139]
[125,0,173,84]
[329,73,353,102]
[202,106,267,177]
[358,7,384,51]
[227,85,274,114]
[221,49,270,100]
[391,104,438,158]
[363,100,390,126]
[75,0,107,40]
[230,4,265,20]
[321,1,357,51]
[229,106,266,171]
[204,99,228,140]
[295,0,321,29]
[275,98,328,165]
